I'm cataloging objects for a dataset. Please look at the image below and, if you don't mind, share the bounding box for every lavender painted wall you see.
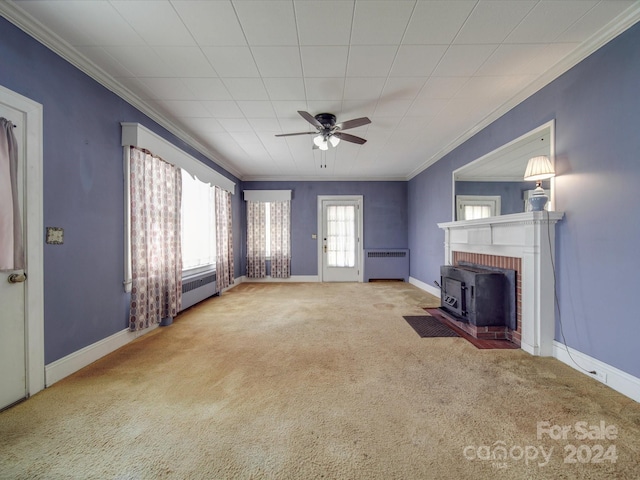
[409,23,640,377]
[0,17,241,364]
[241,181,408,276]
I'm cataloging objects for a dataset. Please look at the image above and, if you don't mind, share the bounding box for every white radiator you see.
[181,271,217,311]
[364,249,409,282]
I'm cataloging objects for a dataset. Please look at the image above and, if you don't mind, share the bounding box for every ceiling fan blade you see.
[337,116,371,130]
[333,132,367,145]
[297,111,323,129]
[275,131,317,137]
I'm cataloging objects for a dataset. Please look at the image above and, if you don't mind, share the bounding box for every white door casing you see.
[317,195,363,282]
[0,85,44,406]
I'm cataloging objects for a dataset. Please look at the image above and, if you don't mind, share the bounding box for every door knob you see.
[8,273,27,284]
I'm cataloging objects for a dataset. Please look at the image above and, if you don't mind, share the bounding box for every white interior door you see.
[320,197,362,282]
[0,104,27,410]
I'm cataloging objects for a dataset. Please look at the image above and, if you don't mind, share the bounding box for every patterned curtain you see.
[0,118,24,271]
[246,200,266,278]
[270,200,291,278]
[215,186,235,291]
[129,147,182,331]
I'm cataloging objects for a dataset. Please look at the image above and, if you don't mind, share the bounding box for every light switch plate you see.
[46,227,64,245]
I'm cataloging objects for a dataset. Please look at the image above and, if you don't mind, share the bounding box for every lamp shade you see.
[524,155,555,181]
[329,135,340,147]
[313,134,324,147]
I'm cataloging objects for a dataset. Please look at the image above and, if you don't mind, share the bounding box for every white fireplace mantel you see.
[438,211,564,356]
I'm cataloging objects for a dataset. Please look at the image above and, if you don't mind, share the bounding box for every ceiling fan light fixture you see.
[319,139,329,151]
[329,135,340,147]
[313,134,324,147]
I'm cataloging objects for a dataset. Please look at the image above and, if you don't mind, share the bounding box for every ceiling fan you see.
[275,111,371,150]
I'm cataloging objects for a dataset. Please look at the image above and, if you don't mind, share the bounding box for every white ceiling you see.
[4,0,640,181]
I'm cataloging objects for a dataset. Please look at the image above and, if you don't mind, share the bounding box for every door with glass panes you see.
[319,197,362,282]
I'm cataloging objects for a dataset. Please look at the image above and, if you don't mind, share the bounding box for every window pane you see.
[463,205,491,220]
[326,205,355,267]
[181,172,216,271]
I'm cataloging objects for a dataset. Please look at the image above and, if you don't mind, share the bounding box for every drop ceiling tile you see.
[406,98,450,119]
[417,77,468,99]
[506,1,598,44]
[237,101,277,118]
[347,46,397,77]
[201,47,259,77]
[202,101,244,118]
[390,45,447,77]
[300,47,349,77]
[152,47,218,77]
[103,46,173,77]
[154,100,210,118]
[252,47,303,77]
[475,44,548,76]
[403,1,476,44]
[343,77,387,101]
[525,43,581,75]
[453,76,507,99]
[305,78,345,101]
[272,101,311,119]
[222,78,269,100]
[250,119,282,132]
[172,1,247,46]
[341,101,377,119]
[182,78,232,101]
[556,1,636,43]
[233,1,298,46]
[110,0,195,46]
[374,98,413,117]
[218,118,254,133]
[16,0,144,47]
[295,1,354,45]
[76,47,135,78]
[179,117,225,134]
[229,131,261,144]
[263,78,307,100]
[454,1,536,44]
[432,45,498,76]
[351,0,415,45]
[381,77,427,100]
[137,78,196,100]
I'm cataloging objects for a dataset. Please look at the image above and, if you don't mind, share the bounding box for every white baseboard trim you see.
[553,341,640,403]
[240,275,319,283]
[409,276,441,297]
[45,324,158,387]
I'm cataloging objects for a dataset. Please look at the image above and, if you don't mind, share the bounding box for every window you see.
[181,172,216,273]
[456,195,501,221]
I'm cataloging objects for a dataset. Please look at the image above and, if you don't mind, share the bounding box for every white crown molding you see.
[407,4,640,181]
[242,175,408,182]
[0,1,245,181]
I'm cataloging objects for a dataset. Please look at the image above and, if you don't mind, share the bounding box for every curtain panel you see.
[246,201,266,278]
[0,118,24,271]
[215,186,235,291]
[270,200,291,278]
[129,147,182,331]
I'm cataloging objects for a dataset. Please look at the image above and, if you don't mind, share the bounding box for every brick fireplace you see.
[438,211,563,356]
[450,252,522,345]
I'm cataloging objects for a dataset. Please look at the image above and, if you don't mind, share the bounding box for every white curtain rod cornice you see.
[243,190,291,202]
[121,122,235,194]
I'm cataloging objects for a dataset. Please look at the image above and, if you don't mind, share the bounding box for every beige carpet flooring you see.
[1,282,639,479]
